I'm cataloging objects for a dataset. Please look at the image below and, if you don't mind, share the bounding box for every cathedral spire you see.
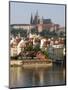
[33,10,39,24]
[36,10,38,17]
[30,13,33,24]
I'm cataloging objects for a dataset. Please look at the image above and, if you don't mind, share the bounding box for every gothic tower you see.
[33,10,39,25]
[30,13,33,24]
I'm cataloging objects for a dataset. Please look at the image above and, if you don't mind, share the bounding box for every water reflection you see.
[10,64,66,88]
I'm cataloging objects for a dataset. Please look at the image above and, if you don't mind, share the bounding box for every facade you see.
[57,27,65,36]
[11,24,35,30]
[48,46,64,60]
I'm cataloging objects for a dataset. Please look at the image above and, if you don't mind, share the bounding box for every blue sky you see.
[10,2,65,27]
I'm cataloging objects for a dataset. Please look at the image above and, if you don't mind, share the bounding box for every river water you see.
[9,64,66,88]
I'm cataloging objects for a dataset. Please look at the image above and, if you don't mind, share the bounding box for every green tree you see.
[33,44,40,52]
[11,28,27,37]
[25,44,33,51]
[31,28,38,34]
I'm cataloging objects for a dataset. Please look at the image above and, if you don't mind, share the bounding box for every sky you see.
[10,2,65,27]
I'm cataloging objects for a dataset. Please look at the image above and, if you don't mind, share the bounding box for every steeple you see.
[33,10,39,24]
[36,10,38,17]
[30,13,33,24]
[36,10,38,24]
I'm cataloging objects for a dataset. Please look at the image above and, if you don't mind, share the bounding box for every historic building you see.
[10,10,65,37]
[30,11,60,32]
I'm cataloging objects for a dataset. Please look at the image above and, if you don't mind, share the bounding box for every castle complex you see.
[11,11,64,35]
[30,11,52,25]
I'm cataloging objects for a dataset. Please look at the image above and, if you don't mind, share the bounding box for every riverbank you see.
[10,59,52,68]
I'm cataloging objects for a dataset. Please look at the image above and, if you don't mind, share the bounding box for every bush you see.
[41,50,49,58]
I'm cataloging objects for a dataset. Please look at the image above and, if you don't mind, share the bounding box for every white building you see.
[17,39,25,55]
[40,38,46,49]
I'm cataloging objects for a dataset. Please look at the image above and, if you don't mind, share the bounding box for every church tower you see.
[40,16,43,24]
